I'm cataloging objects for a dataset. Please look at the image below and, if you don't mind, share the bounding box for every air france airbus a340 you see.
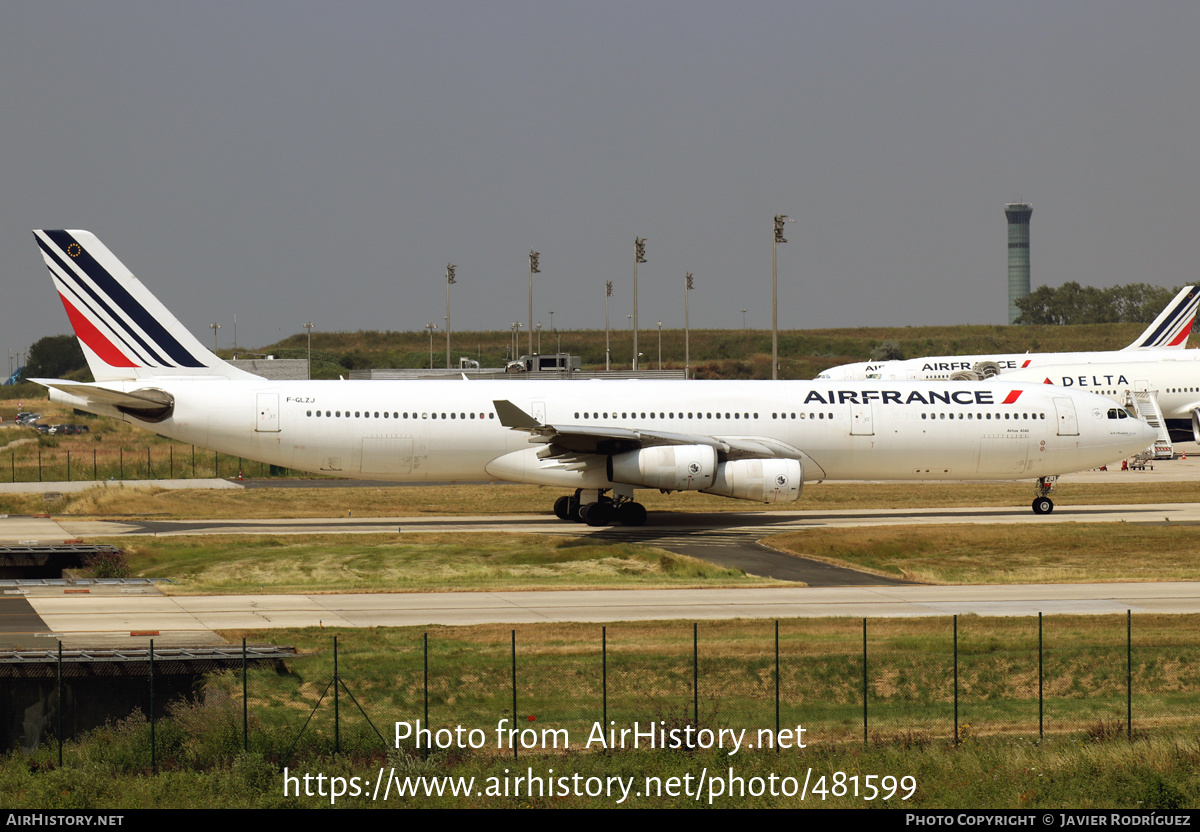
[31,230,1155,522]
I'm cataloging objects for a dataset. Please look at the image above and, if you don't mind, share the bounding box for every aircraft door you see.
[1052,397,1079,436]
[850,402,874,435]
[531,401,547,423]
[256,393,280,432]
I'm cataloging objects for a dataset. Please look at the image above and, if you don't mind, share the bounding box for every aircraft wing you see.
[493,399,810,462]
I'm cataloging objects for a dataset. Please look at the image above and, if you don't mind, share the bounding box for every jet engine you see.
[607,445,717,491]
[702,458,803,503]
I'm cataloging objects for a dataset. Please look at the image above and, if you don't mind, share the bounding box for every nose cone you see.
[1136,418,1159,450]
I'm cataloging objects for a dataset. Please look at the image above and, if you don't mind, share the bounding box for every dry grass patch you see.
[103,532,777,594]
[765,522,1200,584]
[31,479,1200,521]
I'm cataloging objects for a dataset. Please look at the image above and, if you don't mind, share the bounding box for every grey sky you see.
[2,2,1199,361]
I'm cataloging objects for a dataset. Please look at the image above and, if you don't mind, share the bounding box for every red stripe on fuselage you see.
[58,293,137,367]
[1002,390,1023,404]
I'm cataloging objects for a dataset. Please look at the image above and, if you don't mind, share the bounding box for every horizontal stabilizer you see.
[33,379,171,409]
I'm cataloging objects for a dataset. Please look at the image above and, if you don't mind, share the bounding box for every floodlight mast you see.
[633,237,646,370]
[528,250,541,355]
[772,214,791,380]
[445,264,457,370]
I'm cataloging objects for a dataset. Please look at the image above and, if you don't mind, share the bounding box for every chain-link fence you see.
[6,445,291,483]
[13,613,1200,769]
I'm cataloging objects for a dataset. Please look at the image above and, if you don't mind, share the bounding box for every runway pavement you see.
[12,581,1200,650]
[1,465,1198,647]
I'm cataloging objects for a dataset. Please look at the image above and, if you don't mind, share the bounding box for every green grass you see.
[6,615,1200,808]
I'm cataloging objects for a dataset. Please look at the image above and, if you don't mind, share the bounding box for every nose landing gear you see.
[1032,476,1057,514]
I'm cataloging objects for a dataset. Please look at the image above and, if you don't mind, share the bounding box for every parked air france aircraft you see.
[817,286,1199,382]
[32,230,1156,521]
[1001,352,1200,446]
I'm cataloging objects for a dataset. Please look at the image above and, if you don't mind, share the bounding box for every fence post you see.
[423,632,429,760]
[57,640,63,768]
[242,637,248,752]
[93,449,96,481]
[38,447,41,482]
[146,447,151,479]
[693,622,698,725]
[1127,609,1132,741]
[862,618,868,748]
[119,448,123,480]
[774,620,780,753]
[602,626,607,735]
[511,630,517,761]
[149,638,155,773]
[1038,612,1044,739]
[192,445,195,478]
[66,450,70,483]
[170,446,173,479]
[954,615,959,745]
[334,635,340,754]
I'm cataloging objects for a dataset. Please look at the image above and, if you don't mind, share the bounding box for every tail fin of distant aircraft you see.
[1123,285,1198,350]
[33,230,260,382]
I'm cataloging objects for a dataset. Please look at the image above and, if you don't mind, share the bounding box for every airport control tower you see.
[1005,202,1032,324]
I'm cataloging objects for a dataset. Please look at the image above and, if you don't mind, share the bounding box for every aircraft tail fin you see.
[34,230,260,382]
[1123,285,1198,350]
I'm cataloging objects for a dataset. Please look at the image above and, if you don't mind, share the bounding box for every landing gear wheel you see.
[617,502,647,526]
[553,496,571,520]
[582,501,613,527]
[1032,497,1054,515]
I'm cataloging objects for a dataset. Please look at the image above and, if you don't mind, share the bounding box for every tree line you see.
[1014,283,1183,325]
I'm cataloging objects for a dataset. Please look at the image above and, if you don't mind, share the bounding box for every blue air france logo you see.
[802,389,1000,405]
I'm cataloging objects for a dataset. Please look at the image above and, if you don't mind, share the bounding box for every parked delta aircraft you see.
[31,230,1155,521]
[1000,352,1200,454]
[818,286,1199,382]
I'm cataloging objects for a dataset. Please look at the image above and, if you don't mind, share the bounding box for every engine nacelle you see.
[702,458,804,503]
[608,445,717,491]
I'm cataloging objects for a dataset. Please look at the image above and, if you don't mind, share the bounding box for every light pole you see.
[303,321,315,379]
[425,322,438,369]
[633,237,646,370]
[536,322,542,354]
[741,309,747,330]
[684,273,693,379]
[445,264,457,370]
[772,214,791,380]
[657,322,662,369]
[209,322,221,351]
[604,281,613,371]
[528,251,540,356]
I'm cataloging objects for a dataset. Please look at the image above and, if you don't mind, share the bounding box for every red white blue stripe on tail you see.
[1123,285,1199,350]
[34,230,258,382]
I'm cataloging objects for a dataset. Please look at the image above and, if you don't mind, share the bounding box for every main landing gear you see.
[1032,476,1057,515]
[553,489,647,526]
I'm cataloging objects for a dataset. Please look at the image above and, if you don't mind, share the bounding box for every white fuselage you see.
[1002,353,1200,442]
[819,348,1189,382]
[49,378,1155,488]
